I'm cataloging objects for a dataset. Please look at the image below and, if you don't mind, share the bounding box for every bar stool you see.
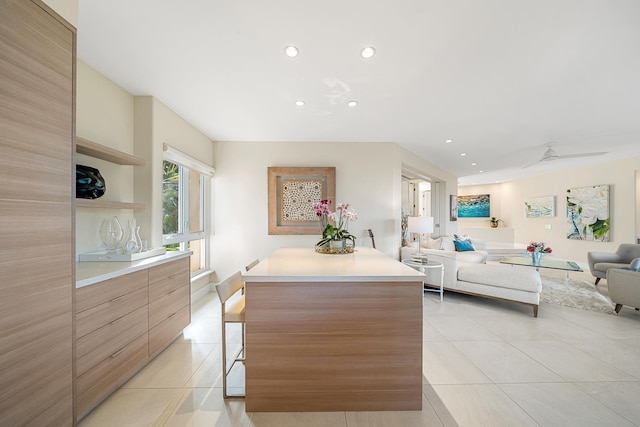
[214,271,245,398]
[245,258,259,271]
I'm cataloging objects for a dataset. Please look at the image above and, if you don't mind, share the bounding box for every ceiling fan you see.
[523,142,607,168]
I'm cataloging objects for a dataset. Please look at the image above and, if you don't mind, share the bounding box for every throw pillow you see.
[454,234,472,242]
[441,236,456,251]
[423,237,443,249]
[454,239,475,252]
[629,258,640,271]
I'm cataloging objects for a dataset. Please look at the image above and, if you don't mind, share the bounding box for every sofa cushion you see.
[594,262,630,272]
[457,251,488,263]
[457,264,541,293]
[629,258,640,271]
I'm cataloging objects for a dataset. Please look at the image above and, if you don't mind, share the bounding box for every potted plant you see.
[489,217,504,228]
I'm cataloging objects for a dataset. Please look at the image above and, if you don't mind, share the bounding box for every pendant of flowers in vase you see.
[526,241,552,265]
[312,200,357,254]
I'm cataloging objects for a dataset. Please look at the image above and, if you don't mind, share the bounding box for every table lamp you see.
[408,216,434,258]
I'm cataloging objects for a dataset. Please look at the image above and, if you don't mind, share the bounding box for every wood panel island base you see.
[243,248,424,412]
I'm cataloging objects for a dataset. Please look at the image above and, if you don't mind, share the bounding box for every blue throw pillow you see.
[629,258,640,271]
[454,239,474,252]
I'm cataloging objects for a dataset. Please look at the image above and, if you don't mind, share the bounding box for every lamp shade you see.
[407,216,434,234]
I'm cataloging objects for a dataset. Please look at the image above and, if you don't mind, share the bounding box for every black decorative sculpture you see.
[76,164,105,199]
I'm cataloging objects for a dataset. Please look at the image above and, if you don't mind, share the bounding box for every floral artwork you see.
[566,185,610,241]
[524,196,555,218]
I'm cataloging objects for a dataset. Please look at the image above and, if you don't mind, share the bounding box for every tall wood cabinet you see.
[0,0,76,425]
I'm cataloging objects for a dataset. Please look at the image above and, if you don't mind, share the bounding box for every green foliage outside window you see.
[163,161,179,235]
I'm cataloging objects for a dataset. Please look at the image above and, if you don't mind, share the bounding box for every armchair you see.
[587,244,640,285]
[606,268,640,314]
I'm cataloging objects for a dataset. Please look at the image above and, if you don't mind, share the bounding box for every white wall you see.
[460,155,640,263]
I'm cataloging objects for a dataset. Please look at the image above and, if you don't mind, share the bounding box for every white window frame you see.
[162,144,214,276]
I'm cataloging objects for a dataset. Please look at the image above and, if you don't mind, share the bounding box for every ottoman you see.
[454,264,542,317]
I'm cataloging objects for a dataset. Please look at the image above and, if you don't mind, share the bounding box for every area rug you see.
[540,277,615,314]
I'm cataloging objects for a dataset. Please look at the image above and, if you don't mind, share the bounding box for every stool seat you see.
[225,295,245,322]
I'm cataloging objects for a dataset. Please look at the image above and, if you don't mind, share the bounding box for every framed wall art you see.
[566,184,610,241]
[268,166,336,235]
[457,194,490,218]
[524,196,556,218]
[450,194,458,221]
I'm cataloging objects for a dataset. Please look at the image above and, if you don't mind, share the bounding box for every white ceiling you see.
[77,0,640,186]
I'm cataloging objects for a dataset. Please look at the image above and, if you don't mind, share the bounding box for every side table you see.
[402,259,444,302]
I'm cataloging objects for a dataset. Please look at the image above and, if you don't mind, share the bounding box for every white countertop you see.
[243,247,425,282]
[76,251,191,288]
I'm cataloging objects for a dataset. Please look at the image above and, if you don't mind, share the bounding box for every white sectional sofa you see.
[401,236,542,316]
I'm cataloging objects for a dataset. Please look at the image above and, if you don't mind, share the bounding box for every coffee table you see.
[500,255,583,281]
[402,259,444,302]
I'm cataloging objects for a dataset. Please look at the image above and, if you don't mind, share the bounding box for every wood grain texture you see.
[75,269,148,314]
[245,280,423,412]
[149,306,190,355]
[76,137,146,165]
[76,333,149,417]
[148,257,190,302]
[76,285,148,338]
[76,306,148,376]
[0,0,75,424]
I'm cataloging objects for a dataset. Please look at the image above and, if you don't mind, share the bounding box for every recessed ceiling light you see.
[479,170,485,173]
[295,100,305,107]
[347,100,358,107]
[471,162,477,166]
[284,46,299,58]
[445,139,453,143]
[361,47,376,59]
[460,153,467,156]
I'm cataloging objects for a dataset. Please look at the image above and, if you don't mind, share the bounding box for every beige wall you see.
[209,141,457,283]
[76,62,214,296]
[459,156,640,264]
[76,60,136,257]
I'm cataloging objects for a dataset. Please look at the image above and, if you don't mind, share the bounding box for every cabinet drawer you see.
[149,306,190,355]
[76,270,148,313]
[76,305,149,376]
[76,286,148,339]
[149,285,190,329]
[76,333,148,417]
[148,258,190,302]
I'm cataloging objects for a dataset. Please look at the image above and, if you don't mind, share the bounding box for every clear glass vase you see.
[100,216,123,252]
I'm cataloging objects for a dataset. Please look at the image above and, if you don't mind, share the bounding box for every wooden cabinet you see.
[148,257,191,355]
[74,256,190,419]
[0,1,76,425]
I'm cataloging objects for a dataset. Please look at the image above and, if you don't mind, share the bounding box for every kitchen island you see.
[243,247,424,412]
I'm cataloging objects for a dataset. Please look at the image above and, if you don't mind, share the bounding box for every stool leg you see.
[221,318,229,398]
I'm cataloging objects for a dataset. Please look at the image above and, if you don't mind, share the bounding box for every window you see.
[162,153,212,276]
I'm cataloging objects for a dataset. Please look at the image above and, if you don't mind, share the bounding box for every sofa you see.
[588,244,640,285]
[607,266,640,314]
[401,236,542,316]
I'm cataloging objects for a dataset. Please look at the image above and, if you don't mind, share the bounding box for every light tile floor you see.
[79,270,640,427]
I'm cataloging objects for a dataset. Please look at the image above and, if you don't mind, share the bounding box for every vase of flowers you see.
[313,200,357,254]
[527,241,552,266]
